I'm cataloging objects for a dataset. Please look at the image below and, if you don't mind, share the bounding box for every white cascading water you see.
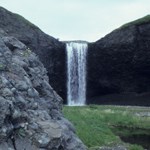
[66,42,88,106]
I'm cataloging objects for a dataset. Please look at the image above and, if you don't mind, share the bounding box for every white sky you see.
[0,0,150,42]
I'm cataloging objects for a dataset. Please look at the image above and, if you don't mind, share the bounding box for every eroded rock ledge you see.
[0,32,87,150]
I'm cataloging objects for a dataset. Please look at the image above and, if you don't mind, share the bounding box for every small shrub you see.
[129,144,144,150]
[23,48,32,57]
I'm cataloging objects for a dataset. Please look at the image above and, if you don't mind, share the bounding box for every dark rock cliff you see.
[0,7,67,101]
[0,31,87,149]
[87,15,150,106]
[1,6,150,106]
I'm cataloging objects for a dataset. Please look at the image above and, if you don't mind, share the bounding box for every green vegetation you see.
[17,128,26,137]
[0,63,3,70]
[120,15,150,29]
[129,144,144,150]
[23,48,32,57]
[63,105,150,149]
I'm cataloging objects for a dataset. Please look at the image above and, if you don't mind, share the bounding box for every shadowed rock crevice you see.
[120,134,150,150]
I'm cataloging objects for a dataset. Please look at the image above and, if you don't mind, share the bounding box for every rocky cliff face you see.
[1,6,150,106]
[0,31,87,149]
[87,16,150,106]
[0,7,67,101]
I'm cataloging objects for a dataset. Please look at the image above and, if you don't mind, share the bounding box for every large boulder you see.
[0,33,87,150]
[0,6,67,101]
[87,15,150,106]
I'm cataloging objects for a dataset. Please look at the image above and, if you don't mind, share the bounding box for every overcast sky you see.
[0,0,150,42]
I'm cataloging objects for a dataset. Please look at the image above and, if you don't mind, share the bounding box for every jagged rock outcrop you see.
[87,15,150,106]
[0,32,87,149]
[0,6,67,101]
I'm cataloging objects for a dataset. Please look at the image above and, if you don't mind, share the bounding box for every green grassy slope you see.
[120,15,150,29]
[63,105,150,150]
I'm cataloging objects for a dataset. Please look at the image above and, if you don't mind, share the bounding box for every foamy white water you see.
[66,42,87,106]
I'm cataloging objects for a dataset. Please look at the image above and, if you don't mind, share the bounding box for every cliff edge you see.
[88,15,150,106]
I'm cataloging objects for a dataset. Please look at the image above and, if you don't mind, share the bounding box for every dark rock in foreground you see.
[0,32,87,149]
[87,16,150,106]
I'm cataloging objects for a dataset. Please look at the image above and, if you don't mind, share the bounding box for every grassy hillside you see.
[63,105,150,150]
[120,15,150,29]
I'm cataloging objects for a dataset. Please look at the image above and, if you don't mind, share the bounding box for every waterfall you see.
[66,42,88,106]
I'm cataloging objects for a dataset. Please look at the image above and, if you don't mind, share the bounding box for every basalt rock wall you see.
[87,21,150,106]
